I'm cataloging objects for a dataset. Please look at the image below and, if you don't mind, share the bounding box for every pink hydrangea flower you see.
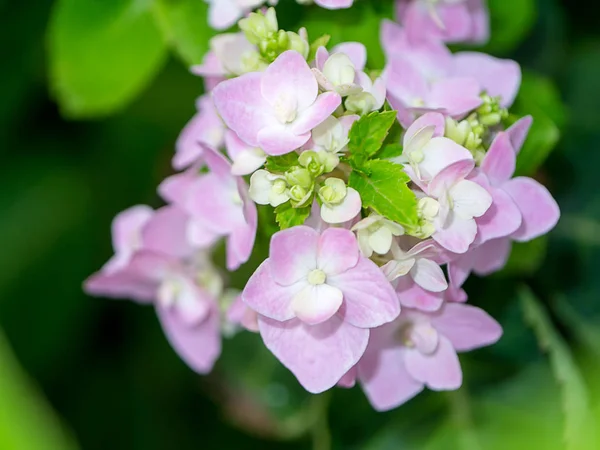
[213,50,341,155]
[173,96,225,171]
[449,118,560,286]
[160,145,258,271]
[382,20,520,126]
[85,206,222,374]
[243,226,399,393]
[225,130,267,175]
[396,0,489,45]
[356,303,502,411]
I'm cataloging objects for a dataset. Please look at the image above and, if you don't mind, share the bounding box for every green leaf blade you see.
[348,111,398,163]
[275,202,310,230]
[349,159,418,228]
[48,0,168,118]
[265,153,300,173]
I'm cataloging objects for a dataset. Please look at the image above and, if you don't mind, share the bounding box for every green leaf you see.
[501,237,548,276]
[512,72,565,176]
[520,287,598,450]
[153,0,215,66]
[349,160,418,228]
[48,0,168,118]
[0,328,79,449]
[265,153,299,173]
[375,143,404,160]
[482,0,536,55]
[275,202,310,230]
[348,111,398,165]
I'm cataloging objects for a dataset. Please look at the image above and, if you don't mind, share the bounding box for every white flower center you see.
[307,269,326,285]
[273,95,298,124]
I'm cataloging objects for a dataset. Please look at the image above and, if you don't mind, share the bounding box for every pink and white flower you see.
[357,303,502,411]
[213,50,341,155]
[243,226,399,392]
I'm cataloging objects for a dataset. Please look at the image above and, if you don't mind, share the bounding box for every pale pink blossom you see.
[213,50,341,155]
[396,0,489,45]
[314,0,354,9]
[205,0,268,30]
[357,303,502,411]
[243,226,399,392]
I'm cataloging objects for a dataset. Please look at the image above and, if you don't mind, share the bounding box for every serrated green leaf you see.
[348,111,398,165]
[266,153,299,173]
[520,287,597,450]
[153,0,215,66]
[48,0,168,118]
[275,202,310,230]
[376,143,404,160]
[349,159,418,228]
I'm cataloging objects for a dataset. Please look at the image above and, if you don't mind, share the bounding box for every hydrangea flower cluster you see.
[85,0,560,411]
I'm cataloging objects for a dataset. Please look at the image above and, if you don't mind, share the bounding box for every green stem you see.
[311,392,332,450]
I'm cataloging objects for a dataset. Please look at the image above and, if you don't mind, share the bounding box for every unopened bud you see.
[285,167,313,189]
[318,178,347,205]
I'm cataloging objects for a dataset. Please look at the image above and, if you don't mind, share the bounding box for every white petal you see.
[368,226,393,255]
[449,180,493,220]
[411,258,448,293]
[381,258,416,281]
[249,170,273,205]
[231,149,266,176]
[291,284,343,325]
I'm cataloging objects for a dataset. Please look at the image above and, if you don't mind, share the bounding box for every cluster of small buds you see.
[85,0,560,412]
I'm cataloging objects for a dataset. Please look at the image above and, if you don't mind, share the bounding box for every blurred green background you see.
[1,0,600,449]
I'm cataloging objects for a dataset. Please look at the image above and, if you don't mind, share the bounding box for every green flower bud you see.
[289,185,308,203]
[345,92,377,116]
[318,152,340,173]
[285,167,313,189]
[239,8,278,45]
[272,178,288,195]
[287,31,309,59]
[318,178,347,205]
[298,151,325,177]
[240,51,267,73]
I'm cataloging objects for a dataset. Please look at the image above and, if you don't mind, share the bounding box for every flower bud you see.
[299,151,325,177]
[239,8,278,45]
[287,31,309,59]
[318,178,347,205]
[345,92,376,116]
[285,167,313,189]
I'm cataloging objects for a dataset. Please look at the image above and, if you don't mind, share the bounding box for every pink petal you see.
[427,158,475,198]
[328,258,400,328]
[403,112,446,147]
[156,304,221,374]
[337,366,357,388]
[158,169,198,206]
[428,77,483,117]
[270,226,319,285]
[292,92,342,136]
[471,238,512,276]
[201,143,233,178]
[396,276,444,312]
[111,205,154,256]
[358,344,423,411]
[404,336,462,390]
[141,206,193,259]
[431,303,503,352]
[475,185,522,244]
[212,72,274,148]
[257,126,311,156]
[84,270,157,303]
[317,228,360,275]
[504,177,560,242]
[452,52,521,108]
[506,115,533,155]
[261,50,318,113]
[226,181,257,271]
[258,315,369,393]
[385,57,429,110]
[314,0,354,9]
[242,260,300,321]
[481,132,516,185]
[292,284,344,325]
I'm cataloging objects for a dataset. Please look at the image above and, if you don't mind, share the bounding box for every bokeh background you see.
[1,0,600,449]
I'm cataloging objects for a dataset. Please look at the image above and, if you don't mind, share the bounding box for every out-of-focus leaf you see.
[484,0,536,54]
[0,329,78,450]
[513,72,564,176]
[565,44,600,132]
[48,0,168,118]
[153,0,215,66]
[301,0,393,70]
[520,287,597,450]
[502,237,547,276]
